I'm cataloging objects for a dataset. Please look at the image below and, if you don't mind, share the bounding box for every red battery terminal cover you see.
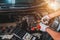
[31,24,41,31]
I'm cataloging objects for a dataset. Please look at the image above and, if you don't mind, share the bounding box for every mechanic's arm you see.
[46,27,60,40]
[40,10,60,40]
[48,10,60,19]
[41,10,60,24]
[39,23,60,40]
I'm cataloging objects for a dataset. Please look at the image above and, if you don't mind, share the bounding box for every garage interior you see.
[0,0,60,40]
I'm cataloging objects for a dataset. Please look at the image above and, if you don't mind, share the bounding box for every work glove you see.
[31,23,49,32]
[39,22,49,32]
[41,15,50,24]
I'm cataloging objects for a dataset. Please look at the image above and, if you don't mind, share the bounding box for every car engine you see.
[0,11,60,40]
[0,0,60,40]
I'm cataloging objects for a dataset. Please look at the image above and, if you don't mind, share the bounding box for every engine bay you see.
[0,12,60,40]
[0,0,60,40]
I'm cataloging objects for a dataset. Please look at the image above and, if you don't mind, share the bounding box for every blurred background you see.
[0,0,60,40]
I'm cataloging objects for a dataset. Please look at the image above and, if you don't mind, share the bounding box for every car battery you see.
[11,28,37,40]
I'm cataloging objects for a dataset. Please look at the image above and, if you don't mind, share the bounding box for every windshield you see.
[0,0,34,4]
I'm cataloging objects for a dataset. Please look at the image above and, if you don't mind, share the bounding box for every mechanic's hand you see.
[39,23,49,32]
[41,15,50,24]
[31,23,49,32]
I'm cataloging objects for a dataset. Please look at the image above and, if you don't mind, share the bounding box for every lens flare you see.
[48,2,59,10]
[45,0,60,11]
